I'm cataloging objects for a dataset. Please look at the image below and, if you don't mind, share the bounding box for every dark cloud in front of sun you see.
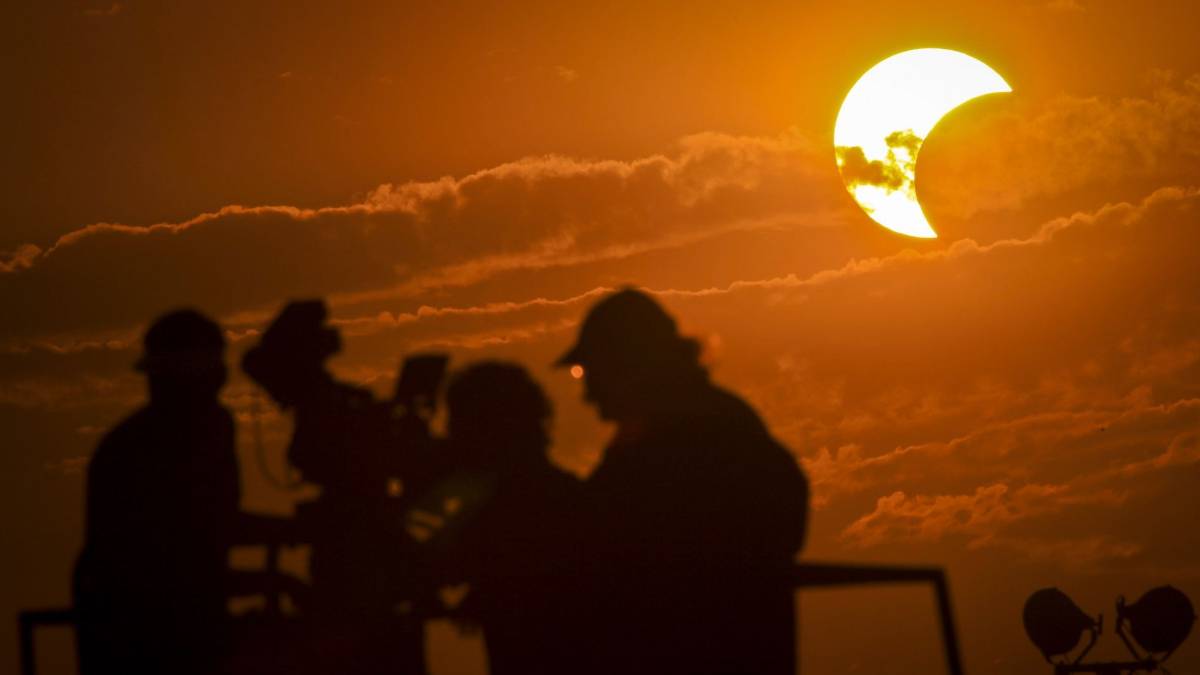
[835,145,907,192]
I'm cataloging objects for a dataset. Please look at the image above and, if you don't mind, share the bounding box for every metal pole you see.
[932,572,965,675]
[18,612,34,675]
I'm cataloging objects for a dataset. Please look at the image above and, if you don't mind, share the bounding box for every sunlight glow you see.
[834,48,1011,238]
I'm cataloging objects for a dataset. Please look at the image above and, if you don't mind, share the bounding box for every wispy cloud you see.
[82,2,124,17]
[0,131,830,344]
[1046,0,1084,12]
[554,65,579,83]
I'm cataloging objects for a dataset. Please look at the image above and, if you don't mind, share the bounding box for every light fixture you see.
[1023,587,1100,664]
[1117,586,1195,661]
[1024,586,1195,674]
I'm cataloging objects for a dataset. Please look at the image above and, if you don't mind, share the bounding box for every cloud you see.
[834,146,905,191]
[0,245,41,274]
[44,456,89,476]
[330,287,608,338]
[841,483,1066,548]
[834,130,922,196]
[1046,0,1085,12]
[82,3,124,17]
[10,75,1200,350]
[802,394,1200,503]
[921,75,1200,217]
[0,130,836,346]
[1128,339,1200,379]
[733,184,1200,569]
[4,103,1200,583]
[1113,428,1200,478]
[256,184,1200,549]
[839,482,1148,568]
[0,374,133,411]
[344,184,1179,569]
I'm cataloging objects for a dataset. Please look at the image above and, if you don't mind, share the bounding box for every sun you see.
[834,48,1011,238]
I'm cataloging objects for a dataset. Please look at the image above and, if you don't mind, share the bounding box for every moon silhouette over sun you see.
[834,48,1011,238]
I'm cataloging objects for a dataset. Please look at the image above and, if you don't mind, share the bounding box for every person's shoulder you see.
[695,385,801,464]
[88,407,153,471]
[96,406,153,448]
[697,384,769,432]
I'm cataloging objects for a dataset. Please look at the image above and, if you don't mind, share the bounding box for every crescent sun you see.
[834,48,1011,238]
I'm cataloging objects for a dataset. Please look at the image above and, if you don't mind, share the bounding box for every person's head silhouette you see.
[242,299,341,407]
[135,309,227,406]
[556,288,705,423]
[446,362,552,471]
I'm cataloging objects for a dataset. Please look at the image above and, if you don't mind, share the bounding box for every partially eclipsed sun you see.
[834,48,1011,238]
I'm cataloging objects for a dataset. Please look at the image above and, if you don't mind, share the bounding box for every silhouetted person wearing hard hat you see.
[242,299,436,675]
[432,362,584,675]
[558,288,809,675]
[73,309,241,675]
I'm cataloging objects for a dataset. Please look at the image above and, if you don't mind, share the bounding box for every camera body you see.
[283,353,450,501]
[277,353,452,618]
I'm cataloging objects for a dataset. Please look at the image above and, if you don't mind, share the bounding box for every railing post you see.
[18,612,35,675]
[933,572,964,675]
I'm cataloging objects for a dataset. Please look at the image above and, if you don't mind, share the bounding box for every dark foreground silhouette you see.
[1023,586,1194,674]
[433,362,584,675]
[556,289,809,675]
[241,300,444,674]
[73,310,241,675]
[25,290,972,675]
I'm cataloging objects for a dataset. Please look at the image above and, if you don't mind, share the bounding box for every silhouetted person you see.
[242,299,436,674]
[558,289,809,675]
[433,362,584,675]
[73,309,241,675]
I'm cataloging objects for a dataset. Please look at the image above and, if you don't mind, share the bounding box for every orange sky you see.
[4,1,1200,673]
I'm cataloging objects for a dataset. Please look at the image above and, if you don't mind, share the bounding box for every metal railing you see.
[19,561,965,675]
[17,608,75,675]
[793,562,964,675]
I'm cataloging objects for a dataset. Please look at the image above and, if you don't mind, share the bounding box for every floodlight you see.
[1023,587,1100,663]
[1118,585,1195,659]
